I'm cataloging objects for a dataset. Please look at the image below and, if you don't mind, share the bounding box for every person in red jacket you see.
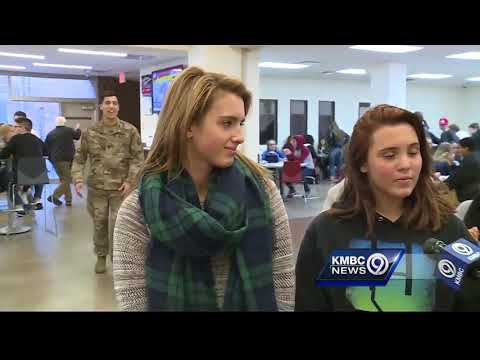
[282,134,314,197]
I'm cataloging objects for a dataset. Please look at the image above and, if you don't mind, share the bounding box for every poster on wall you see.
[141,74,153,115]
[152,65,184,113]
[142,96,153,116]
[142,75,153,96]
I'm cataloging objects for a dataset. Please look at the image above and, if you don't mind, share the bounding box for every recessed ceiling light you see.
[408,73,452,79]
[336,68,367,75]
[0,65,26,70]
[0,51,45,60]
[258,62,310,69]
[58,48,128,57]
[33,63,92,70]
[446,52,480,60]
[350,45,424,53]
[466,76,480,81]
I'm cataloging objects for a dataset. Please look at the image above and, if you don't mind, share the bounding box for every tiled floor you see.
[0,181,335,311]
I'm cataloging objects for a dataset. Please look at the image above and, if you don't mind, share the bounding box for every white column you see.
[370,63,407,109]
[188,45,260,161]
[241,49,260,161]
[188,45,242,78]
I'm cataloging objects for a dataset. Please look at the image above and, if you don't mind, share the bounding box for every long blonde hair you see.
[139,66,269,183]
[433,142,453,163]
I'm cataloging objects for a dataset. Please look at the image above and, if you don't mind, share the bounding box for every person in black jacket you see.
[445,137,480,203]
[416,111,441,145]
[295,105,480,312]
[44,116,81,206]
[468,123,480,154]
[439,118,459,144]
[0,117,47,210]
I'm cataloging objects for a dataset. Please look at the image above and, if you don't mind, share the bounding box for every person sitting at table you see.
[282,134,314,198]
[0,124,15,150]
[261,139,285,163]
[445,137,480,203]
[0,117,47,211]
[433,142,455,176]
[317,137,329,181]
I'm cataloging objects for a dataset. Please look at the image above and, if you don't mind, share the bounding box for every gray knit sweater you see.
[112,179,295,311]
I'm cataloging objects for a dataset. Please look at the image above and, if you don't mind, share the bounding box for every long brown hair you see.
[329,104,454,236]
[139,66,269,183]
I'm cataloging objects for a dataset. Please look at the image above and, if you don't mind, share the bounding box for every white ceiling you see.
[0,45,187,79]
[1,45,479,88]
[259,45,480,87]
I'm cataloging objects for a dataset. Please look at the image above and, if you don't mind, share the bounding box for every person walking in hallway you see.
[71,91,144,274]
[45,116,81,207]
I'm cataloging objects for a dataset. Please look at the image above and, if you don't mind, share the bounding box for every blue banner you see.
[316,248,404,287]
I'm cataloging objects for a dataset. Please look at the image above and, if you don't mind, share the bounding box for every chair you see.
[455,200,473,221]
[282,161,321,203]
[1,157,57,236]
[0,158,31,236]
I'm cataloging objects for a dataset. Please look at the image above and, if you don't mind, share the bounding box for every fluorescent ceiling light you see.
[466,76,480,81]
[0,65,26,70]
[0,51,45,60]
[408,73,452,79]
[33,63,92,70]
[336,68,367,75]
[58,48,128,57]
[350,45,423,53]
[446,52,480,60]
[258,62,310,69]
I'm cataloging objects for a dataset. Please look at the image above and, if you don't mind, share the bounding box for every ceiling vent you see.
[297,60,321,65]
[125,54,157,61]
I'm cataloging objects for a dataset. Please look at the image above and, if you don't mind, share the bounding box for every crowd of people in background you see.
[0,112,82,216]
[261,119,350,198]
[419,113,480,213]
[0,91,143,276]
[259,109,480,242]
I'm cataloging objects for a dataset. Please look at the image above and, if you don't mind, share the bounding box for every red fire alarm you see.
[119,72,126,84]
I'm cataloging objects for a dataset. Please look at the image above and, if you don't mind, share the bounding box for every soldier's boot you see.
[95,256,107,274]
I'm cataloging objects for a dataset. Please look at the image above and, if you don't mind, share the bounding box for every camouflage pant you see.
[52,161,72,202]
[87,188,124,258]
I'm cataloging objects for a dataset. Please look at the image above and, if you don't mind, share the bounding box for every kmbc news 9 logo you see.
[316,249,404,287]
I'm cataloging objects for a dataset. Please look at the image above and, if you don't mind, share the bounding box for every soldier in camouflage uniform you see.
[71,91,144,274]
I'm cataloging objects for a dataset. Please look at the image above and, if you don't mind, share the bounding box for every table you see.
[259,161,307,198]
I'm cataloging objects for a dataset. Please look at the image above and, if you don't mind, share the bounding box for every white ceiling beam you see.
[125,45,192,52]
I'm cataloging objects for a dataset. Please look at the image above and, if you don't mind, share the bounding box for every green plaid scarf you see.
[139,159,277,311]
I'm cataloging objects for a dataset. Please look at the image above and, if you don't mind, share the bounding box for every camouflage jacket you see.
[71,118,144,190]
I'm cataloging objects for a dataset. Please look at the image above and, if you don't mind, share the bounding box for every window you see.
[359,102,371,118]
[318,101,335,142]
[9,76,96,99]
[0,76,8,123]
[290,100,307,136]
[259,99,277,145]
